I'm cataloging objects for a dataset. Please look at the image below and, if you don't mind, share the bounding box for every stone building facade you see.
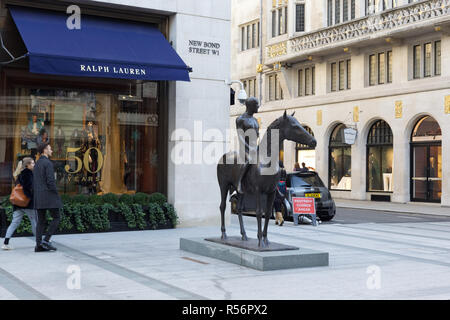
[231,0,450,206]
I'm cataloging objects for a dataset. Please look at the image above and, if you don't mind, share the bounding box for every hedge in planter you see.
[0,192,178,237]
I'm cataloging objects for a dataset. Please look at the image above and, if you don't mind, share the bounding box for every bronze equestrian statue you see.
[217,98,317,247]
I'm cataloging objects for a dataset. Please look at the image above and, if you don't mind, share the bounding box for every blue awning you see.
[8,6,191,81]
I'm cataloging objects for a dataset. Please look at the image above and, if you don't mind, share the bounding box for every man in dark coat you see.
[33,142,62,252]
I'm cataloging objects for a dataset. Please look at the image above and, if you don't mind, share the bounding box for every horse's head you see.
[274,110,317,148]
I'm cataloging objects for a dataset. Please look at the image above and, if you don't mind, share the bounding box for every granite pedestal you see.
[180,237,329,271]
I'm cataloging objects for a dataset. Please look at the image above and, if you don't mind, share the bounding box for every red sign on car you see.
[292,197,316,215]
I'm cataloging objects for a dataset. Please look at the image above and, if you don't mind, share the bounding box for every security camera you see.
[237,89,247,104]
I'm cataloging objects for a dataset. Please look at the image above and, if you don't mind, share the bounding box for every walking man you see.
[33,142,62,252]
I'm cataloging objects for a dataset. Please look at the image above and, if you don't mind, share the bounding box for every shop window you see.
[296,126,316,171]
[329,124,351,190]
[367,120,393,192]
[0,86,161,197]
[410,116,442,202]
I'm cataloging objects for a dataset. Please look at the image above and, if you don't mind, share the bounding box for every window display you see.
[367,120,393,192]
[329,123,351,190]
[0,86,160,197]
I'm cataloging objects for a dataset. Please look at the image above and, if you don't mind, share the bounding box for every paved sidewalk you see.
[335,199,450,217]
[1,214,450,300]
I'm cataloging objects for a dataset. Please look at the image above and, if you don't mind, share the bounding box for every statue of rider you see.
[236,97,260,194]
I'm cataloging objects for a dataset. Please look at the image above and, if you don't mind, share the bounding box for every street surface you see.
[1,207,450,300]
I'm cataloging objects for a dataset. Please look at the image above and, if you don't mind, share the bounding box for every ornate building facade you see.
[231,0,450,205]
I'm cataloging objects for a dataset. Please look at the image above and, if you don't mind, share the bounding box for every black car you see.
[230,171,336,222]
[284,171,336,221]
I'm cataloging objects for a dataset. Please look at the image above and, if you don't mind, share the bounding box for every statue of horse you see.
[217,111,317,247]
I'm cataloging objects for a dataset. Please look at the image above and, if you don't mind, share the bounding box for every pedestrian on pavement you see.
[2,157,37,250]
[275,162,287,226]
[33,143,62,252]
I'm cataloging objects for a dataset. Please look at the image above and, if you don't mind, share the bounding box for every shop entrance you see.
[410,116,442,203]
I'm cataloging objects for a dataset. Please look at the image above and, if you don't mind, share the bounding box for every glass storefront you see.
[367,120,393,192]
[410,116,442,202]
[296,126,316,171]
[0,78,163,197]
[329,123,351,190]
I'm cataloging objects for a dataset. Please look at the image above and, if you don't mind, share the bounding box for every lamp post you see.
[225,79,247,104]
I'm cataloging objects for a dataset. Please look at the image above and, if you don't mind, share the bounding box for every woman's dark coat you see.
[13,168,34,211]
[33,156,62,209]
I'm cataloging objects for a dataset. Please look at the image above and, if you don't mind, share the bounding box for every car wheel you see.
[318,214,334,222]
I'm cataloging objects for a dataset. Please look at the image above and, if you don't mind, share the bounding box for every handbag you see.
[10,184,30,207]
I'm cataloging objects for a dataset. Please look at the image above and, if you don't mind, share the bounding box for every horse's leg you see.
[219,184,228,240]
[256,192,263,247]
[263,191,276,246]
[237,193,248,241]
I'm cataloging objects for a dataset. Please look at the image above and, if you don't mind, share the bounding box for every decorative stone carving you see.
[267,0,450,60]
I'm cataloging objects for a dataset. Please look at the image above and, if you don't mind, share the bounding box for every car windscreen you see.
[290,174,324,188]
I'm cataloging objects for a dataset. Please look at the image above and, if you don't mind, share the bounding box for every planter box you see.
[0,205,175,238]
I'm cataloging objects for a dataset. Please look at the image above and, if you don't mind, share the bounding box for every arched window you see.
[329,123,351,190]
[367,120,393,192]
[410,116,442,202]
[411,116,442,142]
[296,126,315,171]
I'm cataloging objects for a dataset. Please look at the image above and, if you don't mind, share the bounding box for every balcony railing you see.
[266,0,450,62]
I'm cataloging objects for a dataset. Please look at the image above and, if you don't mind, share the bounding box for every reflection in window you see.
[0,88,160,197]
[329,124,351,190]
[367,120,393,192]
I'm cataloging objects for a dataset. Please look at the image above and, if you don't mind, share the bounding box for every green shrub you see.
[1,196,11,208]
[117,202,136,229]
[119,193,134,206]
[148,192,167,207]
[58,206,74,232]
[163,203,178,227]
[60,194,73,205]
[131,204,146,229]
[68,203,87,232]
[148,203,166,229]
[102,193,119,206]
[88,194,104,206]
[134,192,150,206]
[72,194,89,204]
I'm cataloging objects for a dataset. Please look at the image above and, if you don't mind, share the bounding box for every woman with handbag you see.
[2,157,37,250]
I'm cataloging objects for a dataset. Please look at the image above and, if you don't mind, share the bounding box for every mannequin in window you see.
[55,126,65,158]
[37,127,49,146]
[70,128,82,148]
[27,113,44,157]
[80,121,101,194]
[369,152,381,190]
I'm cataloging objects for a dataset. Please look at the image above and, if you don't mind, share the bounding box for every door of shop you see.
[410,144,442,202]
